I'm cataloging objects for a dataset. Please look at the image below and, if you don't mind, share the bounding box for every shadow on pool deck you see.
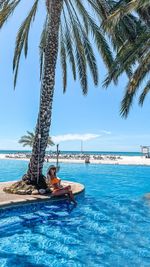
[0,181,85,209]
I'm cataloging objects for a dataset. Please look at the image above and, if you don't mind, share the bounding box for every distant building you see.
[85,156,90,164]
[141,146,150,158]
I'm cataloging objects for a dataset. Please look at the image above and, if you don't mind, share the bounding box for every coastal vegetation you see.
[0,0,148,192]
[19,131,54,148]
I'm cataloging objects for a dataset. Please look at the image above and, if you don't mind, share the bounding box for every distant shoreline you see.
[0,150,142,157]
[0,153,150,166]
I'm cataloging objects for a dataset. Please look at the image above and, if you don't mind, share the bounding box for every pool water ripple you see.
[1,161,150,266]
[0,197,150,266]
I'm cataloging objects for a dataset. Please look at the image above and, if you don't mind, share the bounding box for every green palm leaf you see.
[83,35,98,85]
[0,0,21,28]
[63,9,76,81]
[65,1,88,94]
[104,32,150,87]
[120,52,150,117]
[139,81,150,106]
[105,0,150,29]
[75,0,114,71]
[19,130,55,148]
[13,0,39,87]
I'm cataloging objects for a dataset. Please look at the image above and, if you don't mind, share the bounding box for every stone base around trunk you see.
[3,180,39,195]
[3,174,51,195]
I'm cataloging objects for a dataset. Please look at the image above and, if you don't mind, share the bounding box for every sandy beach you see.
[0,153,150,166]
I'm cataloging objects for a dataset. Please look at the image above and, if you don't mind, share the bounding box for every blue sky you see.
[0,0,149,152]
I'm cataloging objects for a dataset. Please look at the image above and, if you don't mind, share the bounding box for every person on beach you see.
[47,165,77,205]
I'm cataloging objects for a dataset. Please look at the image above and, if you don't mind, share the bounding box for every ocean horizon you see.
[0,150,142,156]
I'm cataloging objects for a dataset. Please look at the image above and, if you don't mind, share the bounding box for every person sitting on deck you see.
[47,165,77,205]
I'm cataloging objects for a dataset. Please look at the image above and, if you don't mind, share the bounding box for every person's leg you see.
[51,189,67,196]
[52,188,77,204]
[61,185,71,190]
[68,190,77,204]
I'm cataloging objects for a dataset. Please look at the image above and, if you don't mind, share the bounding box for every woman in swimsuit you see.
[47,165,77,205]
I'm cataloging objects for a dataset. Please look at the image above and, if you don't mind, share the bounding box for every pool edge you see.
[0,181,85,209]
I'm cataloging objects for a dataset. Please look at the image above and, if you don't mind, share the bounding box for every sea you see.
[0,150,142,156]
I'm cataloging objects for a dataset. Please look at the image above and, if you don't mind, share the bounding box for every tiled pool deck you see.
[0,181,85,208]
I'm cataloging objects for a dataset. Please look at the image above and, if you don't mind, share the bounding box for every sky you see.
[0,0,150,152]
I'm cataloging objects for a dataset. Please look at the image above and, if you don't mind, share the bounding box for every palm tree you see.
[19,131,54,148]
[0,0,145,190]
[104,0,150,28]
[103,0,150,117]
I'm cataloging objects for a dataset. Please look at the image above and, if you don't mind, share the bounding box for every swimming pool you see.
[0,160,150,266]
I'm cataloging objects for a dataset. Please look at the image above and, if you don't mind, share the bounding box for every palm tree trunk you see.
[23,0,63,187]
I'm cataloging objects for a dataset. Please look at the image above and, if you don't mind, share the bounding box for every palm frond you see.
[26,131,35,138]
[0,0,9,10]
[104,0,150,30]
[75,0,114,71]
[63,8,76,80]
[104,32,150,87]
[47,137,55,146]
[139,81,150,106]
[83,35,98,85]
[65,0,87,94]
[19,130,54,147]
[120,52,150,117]
[91,23,113,71]
[73,0,89,33]
[13,0,39,87]
[88,0,110,21]
[68,0,98,85]
[0,0,21,28]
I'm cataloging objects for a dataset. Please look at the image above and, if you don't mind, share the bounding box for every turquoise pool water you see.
[0,160,150,266]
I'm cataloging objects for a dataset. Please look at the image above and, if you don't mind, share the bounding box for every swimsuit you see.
[51,177,63,192]
[51,177,60,185]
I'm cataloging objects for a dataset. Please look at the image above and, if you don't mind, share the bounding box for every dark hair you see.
[47,165,56,177]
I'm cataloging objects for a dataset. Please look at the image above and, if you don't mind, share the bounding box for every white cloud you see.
[52,132,110,143]
[52,133,100,143]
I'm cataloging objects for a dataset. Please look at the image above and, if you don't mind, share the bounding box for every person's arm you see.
[56,177,61,185]
[47,177,56,190]
[55,177,63,189]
